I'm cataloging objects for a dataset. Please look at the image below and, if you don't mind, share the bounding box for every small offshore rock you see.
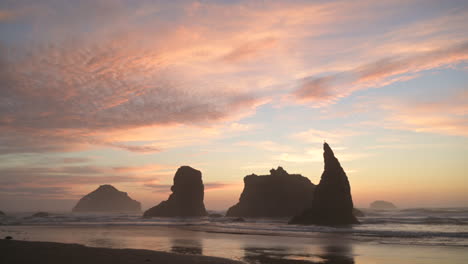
[208,213,223,218]
[32,212,49,218]
[370,200,397,210]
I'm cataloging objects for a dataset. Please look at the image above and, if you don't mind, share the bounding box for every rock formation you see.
[370,200,396,209]
[227,167,315,217]
[0,211,5,217]
[32,212,49,218]
[353,208,365,217]
[73,185,141,213]
[290,143,359,225]
[143,166,207,217]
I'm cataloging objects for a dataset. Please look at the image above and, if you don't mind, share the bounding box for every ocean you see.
[1,208,468,263]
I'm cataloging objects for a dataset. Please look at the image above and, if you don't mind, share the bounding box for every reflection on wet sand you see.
[171,238,203,255]
[242,235,354,264]
[86,237,125,249]
[318,244,355,264]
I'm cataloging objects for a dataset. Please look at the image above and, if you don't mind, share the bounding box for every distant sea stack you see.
[226,167,315,217]
[143,166,207,217]
[370,200,397,209]
[73,185,141,213]
[31,212,49,218]
[290,143,359,225]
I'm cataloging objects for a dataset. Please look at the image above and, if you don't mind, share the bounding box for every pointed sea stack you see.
[143,166,207,217]
[226,167,315,217]
[73,185,141,213]
[289,143,359,225]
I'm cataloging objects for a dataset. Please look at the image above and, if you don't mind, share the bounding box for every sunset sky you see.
[0,0,467,212]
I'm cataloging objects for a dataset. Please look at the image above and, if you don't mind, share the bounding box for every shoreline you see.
[1,224,467,264]
[0,239,245,264]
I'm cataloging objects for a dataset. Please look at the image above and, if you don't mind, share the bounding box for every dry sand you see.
[0,239,245,264]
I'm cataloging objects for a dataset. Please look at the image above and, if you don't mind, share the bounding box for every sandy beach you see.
[0,239,245,264]
[1,222,467,264]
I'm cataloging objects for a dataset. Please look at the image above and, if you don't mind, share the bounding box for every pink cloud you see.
[2,0,467,156]
[144,181,234,193]
[0,39,263,154]
[380,91,468,136]
[293,42,468,105]
[221,37,278,63]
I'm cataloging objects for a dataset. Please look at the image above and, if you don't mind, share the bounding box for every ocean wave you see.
[361,216,468,225]
[1,210,468,246]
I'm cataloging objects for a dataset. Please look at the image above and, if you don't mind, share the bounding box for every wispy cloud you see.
[274,150,368,164]
[235,140,293,152]
[379,91,468,136]
[292,128,363,144]
[293,42,468,105]
[221,37,278,63]
[144,182,233,193]
[2,0,466,156]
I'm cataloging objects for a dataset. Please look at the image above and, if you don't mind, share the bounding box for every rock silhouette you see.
[32,212,49,218]
[370,200,396,209]
[353,208,365,217]
[0,211,5,217]
[73,185,141,213]
[290,143,359,225]
[143,166,207,217]
[227,167,315,217]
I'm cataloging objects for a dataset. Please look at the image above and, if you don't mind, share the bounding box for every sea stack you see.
[370,200,397,209]
[227,167,315,217]
[73,185,141,213]
[289,143,359,225]
[143,166,207,217]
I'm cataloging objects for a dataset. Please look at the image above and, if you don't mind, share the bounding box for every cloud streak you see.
[380,91,468,136]
[294,42,468,105]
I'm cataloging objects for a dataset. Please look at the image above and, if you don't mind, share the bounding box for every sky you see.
[0,0,467,212]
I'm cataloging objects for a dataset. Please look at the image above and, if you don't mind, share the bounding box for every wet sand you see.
[0,239,245,264]
[2,225,467,264]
